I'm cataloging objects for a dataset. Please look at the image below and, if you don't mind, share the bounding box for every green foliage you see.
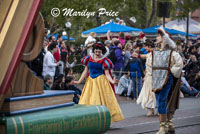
[174,0,200,19]
[40,0,200,45]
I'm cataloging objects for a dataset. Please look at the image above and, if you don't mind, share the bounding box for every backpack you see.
[108,48,119,64]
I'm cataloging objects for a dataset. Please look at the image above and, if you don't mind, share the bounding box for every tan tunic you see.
[146,51,183,78]
[146,50,183,113]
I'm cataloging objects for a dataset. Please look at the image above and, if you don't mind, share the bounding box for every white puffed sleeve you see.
[163,34,176,49]
[170,51,183,78]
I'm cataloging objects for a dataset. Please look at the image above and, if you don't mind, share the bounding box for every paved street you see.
[106,96,200,134]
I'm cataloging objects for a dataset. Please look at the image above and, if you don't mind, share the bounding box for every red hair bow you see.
[96,44,102,47]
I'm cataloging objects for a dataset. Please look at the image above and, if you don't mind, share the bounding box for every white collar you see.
[89,47,110,60]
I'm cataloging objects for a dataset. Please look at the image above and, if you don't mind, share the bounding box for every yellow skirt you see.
[79,75,124,123]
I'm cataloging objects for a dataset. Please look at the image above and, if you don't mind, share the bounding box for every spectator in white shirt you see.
[42,42,60,79]
[85,32,96,46]
[85,32,96,55]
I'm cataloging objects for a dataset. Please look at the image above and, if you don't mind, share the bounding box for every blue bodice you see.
[81,55,113,79]
[88,61,104,79]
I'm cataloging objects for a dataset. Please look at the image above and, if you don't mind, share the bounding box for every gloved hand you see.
[158,27,176,49]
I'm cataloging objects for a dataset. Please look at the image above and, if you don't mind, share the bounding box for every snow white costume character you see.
[73,42,124,123]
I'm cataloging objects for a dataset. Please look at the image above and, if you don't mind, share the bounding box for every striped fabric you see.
[103,58,113,70]
[81,55,90,66]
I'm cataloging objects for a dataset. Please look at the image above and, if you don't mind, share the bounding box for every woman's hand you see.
[113,78,119,84]
[105,69,119,84]
[71,80,80,85]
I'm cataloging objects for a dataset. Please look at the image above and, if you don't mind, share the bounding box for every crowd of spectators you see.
[28,33,82,104]
[28,30,200,102]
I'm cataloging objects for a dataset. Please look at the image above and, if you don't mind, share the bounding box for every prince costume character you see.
[146,27,183,134]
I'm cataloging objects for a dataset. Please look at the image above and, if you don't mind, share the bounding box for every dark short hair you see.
[114,40,120,46]
[136,40,143,48]
[57,35,62,39]
[194,45,199,49]
[44,74,52,82]
[119,32,125,39]
[48,36,52,42]
[144,39,155,48]
[65,76,73,83]
[48,42,57,51]
[65,68,72,76]
[60,52,68,62]
[189,46,195,53]
[122,72,128,76]
[55,74,64,81]
[92,42,106,54]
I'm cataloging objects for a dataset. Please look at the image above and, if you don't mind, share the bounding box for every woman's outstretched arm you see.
[73,66,89,84]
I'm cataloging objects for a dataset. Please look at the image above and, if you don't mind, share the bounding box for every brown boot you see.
[146,108,154,116]
[156,114,168,134]
[166,120,175,134]
[156,122,168,134]
[167,113,175,133]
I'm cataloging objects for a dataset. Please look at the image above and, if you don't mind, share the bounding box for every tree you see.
[147,0,157,27]
[40,0,200,44]
[175,0,200,19]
